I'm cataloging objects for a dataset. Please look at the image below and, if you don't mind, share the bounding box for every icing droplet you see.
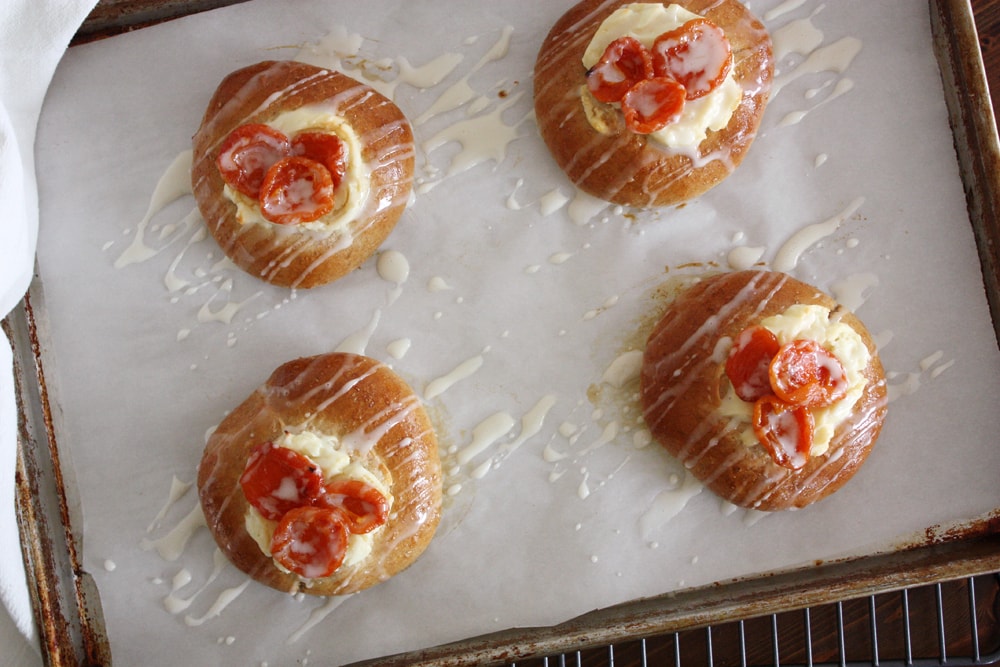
[386,338,412,359]
[727,246,766,271]
[377,249,410,285]
[539,188,570,215]
[601,350,643,389]
[427,276,453,292]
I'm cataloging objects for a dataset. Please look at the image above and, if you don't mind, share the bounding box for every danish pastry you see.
[534,1,773,207]
[192,60,414,288]
[197,353,442,595]
[640,271,887,510]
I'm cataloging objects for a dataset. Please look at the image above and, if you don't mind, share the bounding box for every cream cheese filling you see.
[223,103,371,234]
[717,304,871,456]
[244,428,392,578]
[581,3,742,150]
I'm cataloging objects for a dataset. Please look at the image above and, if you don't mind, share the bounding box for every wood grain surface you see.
[974,0,1000,120]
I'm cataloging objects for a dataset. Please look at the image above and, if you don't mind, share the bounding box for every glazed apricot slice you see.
[752,395,814,470]
[586,36,654,103]
[769,339,849,408]
[620,76,686,133]
[259,156,336,224]
[217,124,291,198]
[651,19,733,100]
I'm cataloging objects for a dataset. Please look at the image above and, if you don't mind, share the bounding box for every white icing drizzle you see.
[197,279,263,324]
[146,475,193,533]
[773,197,864,272]
[396,53,466,90]
[140,504,207,561]
[418,91,526,193]
[771,13,824,62]
[185,580,251,627]
[424,353,485,400]
[778,78,854,127]
[163,211,209,292]
[288,596,352,644]
[886,351,956,403]
[580,421,619,456]
[639,471,704,540]
[471,459,493,479]
[114,150,194,269]
[567,189,609,226]
[600,350,643,389]
[506,178,526,211]
[162,549,227,615]
[457,412,517,465]
[414,26,514,125]
[163,569,195,614]
[830,272,879,314]
[500,394,558,456]
[543,442,568,463]
[335,309,381,354]
[765,0,810,21]
[294,24,364,72]
[539,189,570,216]
[771,36,862,97]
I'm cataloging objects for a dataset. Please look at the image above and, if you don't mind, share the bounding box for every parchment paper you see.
[33,0,1000,664]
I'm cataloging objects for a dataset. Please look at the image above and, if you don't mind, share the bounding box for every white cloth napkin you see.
[1,0,100,650]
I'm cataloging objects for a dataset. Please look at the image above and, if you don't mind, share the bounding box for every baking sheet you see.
[32,0,1000,664]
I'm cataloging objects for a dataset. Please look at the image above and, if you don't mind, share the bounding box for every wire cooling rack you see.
[511,573,1000,667]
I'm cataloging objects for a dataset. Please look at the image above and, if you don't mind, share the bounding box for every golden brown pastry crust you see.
[197,353,442,595]
[639,271,887,510]
[533,0,773,208]
[192,60,414,288]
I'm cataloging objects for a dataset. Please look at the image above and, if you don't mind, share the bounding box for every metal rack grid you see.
[512,573,1000,667]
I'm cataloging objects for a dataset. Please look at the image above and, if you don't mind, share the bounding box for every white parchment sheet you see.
[33,0,1000,664]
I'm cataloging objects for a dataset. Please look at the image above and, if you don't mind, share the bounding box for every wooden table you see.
[975,0,1000,119]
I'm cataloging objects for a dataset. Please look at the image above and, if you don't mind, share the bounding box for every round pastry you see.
[191,60,415,288]
[639,271,887,510]
[197,352,442,595]
[534,1,773,208]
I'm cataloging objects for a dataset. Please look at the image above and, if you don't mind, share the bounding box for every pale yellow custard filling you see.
[581,3,742,149]
[244,429,392,577]
[223,103,371,234]
[717,304,871,456]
